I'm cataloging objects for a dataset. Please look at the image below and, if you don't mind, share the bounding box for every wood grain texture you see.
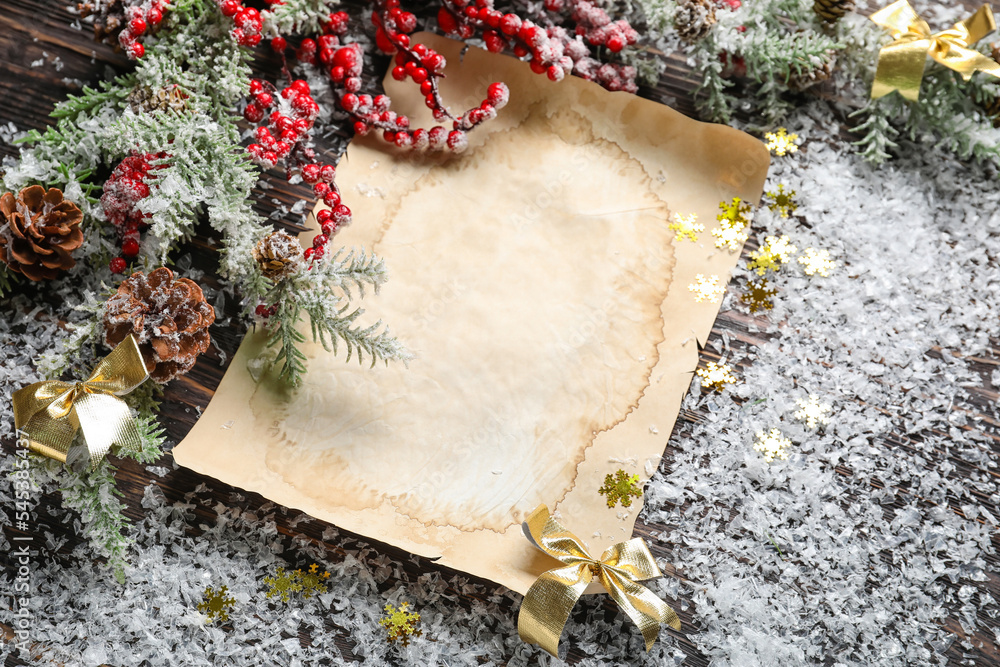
[1,1,998,665]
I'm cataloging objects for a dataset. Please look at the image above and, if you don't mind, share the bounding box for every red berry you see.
[291,80,310,94]
[220,0,240,16]
[317,209,332,223]
[244,103,264,122]
[249,79,264,94]
[397,12,417,32]
[122,238,140,257]
[255,304,270,317]
[320,165,336,182]
[313,233,329,246]
[321,221,336,236]
[354,121,368,135]
[110,257,128,274]
[297,38,317,63]
[129,42,145,58]
[391,66,406,81]
[255,92,274,108]
[129,17,147,35]
[340,93,359,112]
[487,82,509,108]
[333,203,351,222]
[301,163,321,184]
[303,247,314,260]
[607,35,624,52]
[314,182,331,197]
[437,7,458,33]
[419,80,434,96]
[147,7,163,25]
[270,36,287,52]
[311,246,325,260]
[500,13,521,35]
[323,191,341,207]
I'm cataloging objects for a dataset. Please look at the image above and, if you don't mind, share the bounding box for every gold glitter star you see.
[764,184,798,218]
[598,469,643,508]
[795,395,831,429]
[669,212,704,242]
[764,128,799,156]
[688,274,725,303]
[748,235,797,275]
[380,602,422,646]
[798,247,836,277]
[741,278,777,313]
[753,428,792,462]
[696,361,737,391]
[198,585,236,623]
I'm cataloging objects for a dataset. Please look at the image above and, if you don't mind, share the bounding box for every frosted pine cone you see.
[103,267,216,383]
[253,230,303,280]
[0,186,84,281]
[127,85,189,115]
[813,0,854,22]
[674,0,716,43]
[787,57,836,90]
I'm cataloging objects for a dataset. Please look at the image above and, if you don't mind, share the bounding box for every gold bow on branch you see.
[13,334,149,470]
[517,505,680,657]
[870,0,1000,101]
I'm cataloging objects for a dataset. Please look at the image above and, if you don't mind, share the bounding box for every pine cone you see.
[253,230,303,280]
[77,0,127,46]
[103,267,216,383]
[127,85,190,115]
[787,56,836,91]
[0,186,84,281]
[674,0,716,43]
[813,0,854,22]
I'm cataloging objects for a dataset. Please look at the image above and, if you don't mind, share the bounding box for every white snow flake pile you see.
[2,98,1000,667]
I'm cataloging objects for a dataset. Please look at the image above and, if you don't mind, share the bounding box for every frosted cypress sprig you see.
[263,0,341,36]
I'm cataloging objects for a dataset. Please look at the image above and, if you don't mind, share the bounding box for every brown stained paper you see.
[173,33,769,595]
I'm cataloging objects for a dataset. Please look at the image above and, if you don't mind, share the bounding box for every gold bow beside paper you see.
[517,505,680,657]
[870,0,1000,101]
[13,334,149,470]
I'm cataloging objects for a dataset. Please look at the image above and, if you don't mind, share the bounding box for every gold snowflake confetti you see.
[669,213,704,242]
[764,184,798,218]
[717,197,753,228]
[748,235,797,275]
[198,585,236,623]
[764,128,799,156]
[598,469,643,508]
[795,395,832,429]
[741,278,777,313]
[713,224,750,252]
[688,274,725,303]
[798,247,836,277]
[753,428,792,463]
[263,567,302,602]
[380,602,422,646]
[298,563,331,599]
[696,361,737,391]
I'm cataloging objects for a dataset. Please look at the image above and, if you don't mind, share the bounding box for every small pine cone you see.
[674,0,716,43]
[813,0,854,22]
[253,230,303,280]
[103,267,216,383]
[127,85,190,115]
[77,0,127,46]
[0,186,84,281]
[787,56,836,91]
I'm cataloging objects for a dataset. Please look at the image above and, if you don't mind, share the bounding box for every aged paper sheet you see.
[173,33,769,595]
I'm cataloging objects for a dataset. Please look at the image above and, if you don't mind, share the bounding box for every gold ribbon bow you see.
[870,0,1000,101]
[517,505,680,657]
[13,334,149,470]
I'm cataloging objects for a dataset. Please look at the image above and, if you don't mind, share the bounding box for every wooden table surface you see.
[2,1,998,665]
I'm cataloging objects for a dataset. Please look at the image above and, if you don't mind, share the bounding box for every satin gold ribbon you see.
[870,0,1000,101]
[13,334,149,470]
[517,505,680,657]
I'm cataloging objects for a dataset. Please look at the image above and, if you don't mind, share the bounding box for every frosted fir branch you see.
[50,76,136,120]
[738,30,842,82]
[263,0,341,37]
[59,459,132,584]
[693,42,735,123]
[36,293,107,380]
[309,246,390,299]
[849,97,901,164]
[906,68,1000,166]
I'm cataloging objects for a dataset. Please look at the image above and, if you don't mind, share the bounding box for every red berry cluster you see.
[243,78,352,259]
[218,0,263,47]
[101,152,169,273]
[439,0,574,82]
[119,0,169,59]
[566,0,637,53]
[244,79,319,169]
[255,303,278,318]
